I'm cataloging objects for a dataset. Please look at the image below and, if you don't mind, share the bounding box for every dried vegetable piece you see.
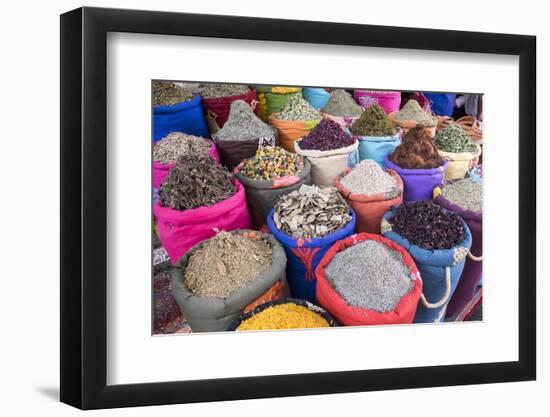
[390,200,465,249]
[434,123,478,153]
[324,240,413,312]
[393,100,437,127]
[237,303,330,330]
[441,179,483,212]
[199,83,250,98]
[273,185,351,238]
[298,119,355,151]
[214,100,275,141]
[349,104,398,136]
[158,154,235,210]
[185,231,273,298]
[275,94,321,121]
[153,81,194,106]
[340,160,398,197]
[153,132,212,164]
[389,126,444,169]
[322,89,363,117]
[239,146,305,180]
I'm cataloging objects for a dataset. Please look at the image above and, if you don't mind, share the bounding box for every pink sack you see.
[152,141,221,190]
[154,179,251,263]
[353,90,401,113]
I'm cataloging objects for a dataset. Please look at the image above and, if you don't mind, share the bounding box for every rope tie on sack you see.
[468,251,483,262]
[420,267,452,309]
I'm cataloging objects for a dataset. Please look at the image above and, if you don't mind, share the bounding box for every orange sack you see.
[333,168,403,234]
[268,115,320,153]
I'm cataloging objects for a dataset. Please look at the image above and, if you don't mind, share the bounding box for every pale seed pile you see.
[321,89,363,117]
[214,100,275,141]
[441,178,483,212]
[199,83,250,98]
[275,94,321,121]
[393,100,437,127]
[153,81,194,106]
[153,132,212,164]
[340,160,398,197]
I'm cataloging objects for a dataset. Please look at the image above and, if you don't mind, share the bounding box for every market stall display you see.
[353,90,401,113]
[434,124,482,180]
[256,86,302,121]
[388,99,438,137]
[320,89,363,128]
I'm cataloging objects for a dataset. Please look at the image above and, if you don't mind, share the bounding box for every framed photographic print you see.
[60,6,536,410]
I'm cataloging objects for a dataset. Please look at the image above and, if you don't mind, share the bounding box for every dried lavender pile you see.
[185,231,272,298]
[273,185,351,238]
[298,119,355,151]
[240,146,305,180]
[214,100,275,141]
[441,179,483,212]
[340,160,399,197]
[390,201,465,249]
[153,132,212,164]
[324,240,413,312]
[158,154,235,210]
[434,124,478,153]
[393,100,437,127]
[275,94,321,121]
[349,104,398,137]
[153,81,194,106]
[321,89,363,117]
[199,83,250,98]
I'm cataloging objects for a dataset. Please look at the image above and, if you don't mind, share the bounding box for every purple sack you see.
[434,187,482,319]
[384,156,447,202]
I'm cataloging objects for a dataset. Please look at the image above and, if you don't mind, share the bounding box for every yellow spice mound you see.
[237,303,330,331]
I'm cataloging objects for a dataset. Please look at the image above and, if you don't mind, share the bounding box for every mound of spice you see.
[214,100,275,141]
[237,303,330,331]
[240,146,305,180]
[340,160,398,197]
[390,200,465,249]
[349,104,398,136]
[393,100,437,127]
[153,132,212,164]
[273,185,351,238]
[325,240,413,312]
[441,178,482,212]
[275,94,321,121]
[158,154,235,210]
[298,119,355,151]
[199,83,250,98]
[153,81,194,106]
[185,231,272,298]
[434,124,478,153]
[389,126,444,169]
[321,89,362,117]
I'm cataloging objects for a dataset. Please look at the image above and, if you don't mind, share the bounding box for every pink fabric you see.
[152,141,221,189]
[353,91,401,113]
[320,112,359,128]
[153,179,251,264]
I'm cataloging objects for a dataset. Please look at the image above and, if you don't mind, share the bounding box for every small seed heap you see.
[153,81,194,106]
[389,126,444,169]
[441,178,483,212]
[158,154,235,210]
[275,94,321,121]
[321,89,363,117]
[393,100,437,127]
[240,146,305,180]
[349,104,398,137]
[185,231,273,298]
[390,200,465,249]
[298,119,355,151]
[199,83,250,98]
[237,303,330,331]
[340,160,399,197]
[273,185,351,238]
[434,124,478,153]
[214,100,275,141]
[325,240,413,312]
[153,132,212,164]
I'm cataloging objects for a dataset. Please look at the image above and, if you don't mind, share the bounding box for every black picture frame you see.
[60,6,536,410]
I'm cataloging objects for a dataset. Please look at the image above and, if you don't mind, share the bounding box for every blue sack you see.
[381,208,472,323]
[153,94,209,142]
[424,93,456,117]
[353,131,401,166]
[267,208,356,303]
[303,88,331,110]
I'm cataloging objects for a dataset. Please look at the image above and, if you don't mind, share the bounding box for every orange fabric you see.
[333,168,404,234]
[268,115,320,152]
[244,280,286,313]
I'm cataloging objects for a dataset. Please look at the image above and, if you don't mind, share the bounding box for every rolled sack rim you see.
[383,154,448,176]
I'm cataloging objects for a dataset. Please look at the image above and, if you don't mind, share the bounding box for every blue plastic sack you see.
[352,131,401,166]
[381,208,472,323]
[303,88,331,110]
[153,94,209,142]
[424,93,456,117]
[267,208,356,303]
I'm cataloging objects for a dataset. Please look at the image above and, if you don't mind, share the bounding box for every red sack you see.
[315,233,422,326]
[202,89,259,133]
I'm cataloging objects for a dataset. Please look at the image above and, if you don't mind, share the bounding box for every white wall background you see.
[0,0,545,415]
